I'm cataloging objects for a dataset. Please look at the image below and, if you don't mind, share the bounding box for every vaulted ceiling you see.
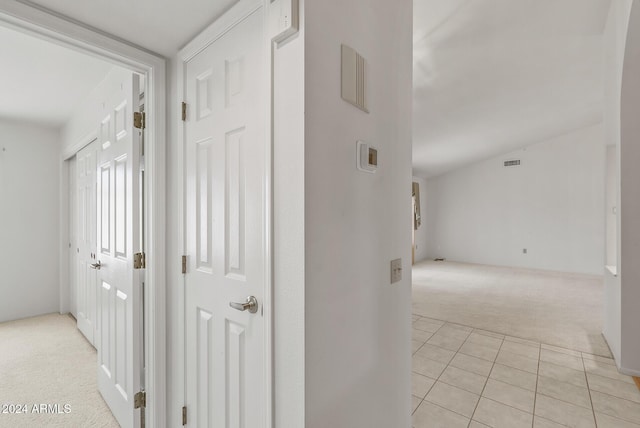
[413,0,612,177]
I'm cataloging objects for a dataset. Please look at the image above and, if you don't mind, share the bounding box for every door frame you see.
[0,3,167,426]
[176,0,273,425]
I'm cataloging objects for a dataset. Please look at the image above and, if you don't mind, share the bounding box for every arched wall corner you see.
[618,0,640,376]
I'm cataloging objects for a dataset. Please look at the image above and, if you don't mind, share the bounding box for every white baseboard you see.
[619,365,640,378]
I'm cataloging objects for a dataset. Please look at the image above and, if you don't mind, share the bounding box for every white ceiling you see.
[413,0,612,177]
[3,0,612,163]
[23,0,239,57]
[0,24,115,127]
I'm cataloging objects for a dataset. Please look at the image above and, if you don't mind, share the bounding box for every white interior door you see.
[184,7,266,427]
[96,72,143,428]
[76,140,98,345]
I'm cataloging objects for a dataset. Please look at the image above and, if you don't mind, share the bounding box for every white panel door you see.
[184,7,266,427]
[96,73,143,428]
[76,140,98,345]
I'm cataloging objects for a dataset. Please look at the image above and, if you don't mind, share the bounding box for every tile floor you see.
[411,314,640,428]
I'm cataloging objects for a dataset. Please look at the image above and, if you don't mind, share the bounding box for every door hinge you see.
[133,111,146,129]
[181,255,187,274]
[134,252,146,269]
[134,391,146,409]
[182,406,187,425]
[181,102,187,121]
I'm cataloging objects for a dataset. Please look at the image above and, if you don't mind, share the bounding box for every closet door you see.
[76,140,98,346]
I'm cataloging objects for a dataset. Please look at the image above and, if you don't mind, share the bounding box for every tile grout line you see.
[582,353,598,427]
[531,341,541,428]
[412,316,442,417]
[466,333,506,427]
[422,329,481,423]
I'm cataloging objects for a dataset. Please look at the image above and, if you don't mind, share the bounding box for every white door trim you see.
[0,3,167,427]
[176,0,273,425]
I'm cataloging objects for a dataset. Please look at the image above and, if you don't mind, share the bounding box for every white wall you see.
[304,0,413,426]
[0,119,60,322]
[619,0,640,376]
[604,146,616,268]
[424,123,606,275]
[602,0,632,367]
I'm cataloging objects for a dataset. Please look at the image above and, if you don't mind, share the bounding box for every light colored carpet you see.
[412,260,611,357]
[0,313,119,427]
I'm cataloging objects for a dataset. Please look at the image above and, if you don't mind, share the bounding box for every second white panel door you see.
[184,5,267,427]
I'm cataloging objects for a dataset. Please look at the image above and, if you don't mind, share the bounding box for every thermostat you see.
[357,140,378,173]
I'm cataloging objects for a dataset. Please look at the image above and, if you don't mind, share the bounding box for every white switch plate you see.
[269,0,299,44]
[391,258,402,284]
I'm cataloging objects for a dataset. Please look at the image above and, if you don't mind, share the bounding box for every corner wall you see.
[0,119,60,322]
[304,0,413,426]
[602,0,632,364]
[619,0,640,375]
[423,123,606,275]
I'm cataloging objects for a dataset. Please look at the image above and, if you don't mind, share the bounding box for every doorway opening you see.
[0,3,166,426]
[409,1,640,426]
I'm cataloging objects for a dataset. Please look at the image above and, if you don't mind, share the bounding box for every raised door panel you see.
[185,7,265,428]
[96,73,141,428]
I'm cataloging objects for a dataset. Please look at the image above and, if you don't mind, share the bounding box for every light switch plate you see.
[391,258,402,284]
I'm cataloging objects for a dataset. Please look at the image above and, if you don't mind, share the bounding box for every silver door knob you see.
[90,261,102,270]
[229,296,258,314]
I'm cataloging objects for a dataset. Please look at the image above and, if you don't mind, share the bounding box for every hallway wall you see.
[304,0,413,426]
[0,119,60,322]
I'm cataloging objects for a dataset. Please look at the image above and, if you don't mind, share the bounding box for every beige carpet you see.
[0,313,119,427]
[412,260,611,357]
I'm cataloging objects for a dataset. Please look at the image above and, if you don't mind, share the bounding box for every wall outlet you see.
[523,248,527,254]
[391,258,402,284]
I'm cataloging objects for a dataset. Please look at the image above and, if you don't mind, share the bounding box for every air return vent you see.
[504,160,521,167]
[341,44,369,113]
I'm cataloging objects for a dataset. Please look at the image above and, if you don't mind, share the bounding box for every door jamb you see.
[0,3,167,426]
[176,0,273,425]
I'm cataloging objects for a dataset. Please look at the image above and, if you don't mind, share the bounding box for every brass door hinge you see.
[181,255,187,274]
[134,252,146,269]
[133,111,146,129]
[181,102,187,121]
[134,391,146,409]
[182,406,187,425]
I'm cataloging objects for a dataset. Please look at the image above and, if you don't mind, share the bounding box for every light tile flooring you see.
[412,314,640,428]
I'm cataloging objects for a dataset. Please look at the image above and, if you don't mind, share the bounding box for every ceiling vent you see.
[504,160,521,167]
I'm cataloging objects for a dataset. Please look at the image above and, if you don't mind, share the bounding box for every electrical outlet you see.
[523,248,527,254]
[391,258,402,284]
